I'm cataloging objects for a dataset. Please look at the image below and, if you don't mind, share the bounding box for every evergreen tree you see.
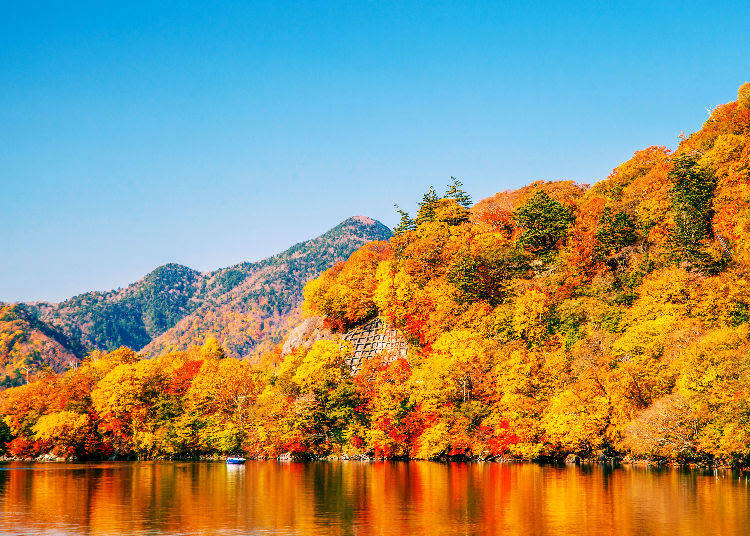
[393,205,416,235]
[415,186,439,226]
[596,207,639,255]
[445,177,472,208]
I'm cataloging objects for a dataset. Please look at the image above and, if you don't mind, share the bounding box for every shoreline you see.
[2,454,746,471]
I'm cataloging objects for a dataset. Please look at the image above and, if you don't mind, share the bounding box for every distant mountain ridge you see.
[1,216,391,383]
[0,304,79,388]
[142,215,393,358]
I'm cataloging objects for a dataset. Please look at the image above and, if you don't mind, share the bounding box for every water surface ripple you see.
[0,462,748,535]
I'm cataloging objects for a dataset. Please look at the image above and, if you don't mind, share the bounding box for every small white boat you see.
[226,457,246,465]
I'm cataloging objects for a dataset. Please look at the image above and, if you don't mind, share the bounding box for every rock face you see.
[280,316,333,356]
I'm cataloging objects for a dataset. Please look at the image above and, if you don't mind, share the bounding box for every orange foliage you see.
[4,84,750,466]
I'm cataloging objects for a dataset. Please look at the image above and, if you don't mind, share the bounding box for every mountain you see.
[7,216,390,374]
[0,304,80,387]
[141,216,393,358]
[30,263,205,353]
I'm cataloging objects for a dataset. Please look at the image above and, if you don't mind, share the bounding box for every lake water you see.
[0,461,748,535]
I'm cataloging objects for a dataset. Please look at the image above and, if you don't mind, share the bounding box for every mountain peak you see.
[141,263,200,286]
[11,215,394,372]
[323,216,392,243]
[345,215,376,225]
[142,215,392,359]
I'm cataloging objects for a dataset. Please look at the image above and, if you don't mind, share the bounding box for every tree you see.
[447,247,524,306]
[739,82,750,109]
[32,411,92,459]
[272,340,360,455]
[356,355,418,458]
[595,207,639,255]
[90,360,164,456]
[415,186,439,226]
[181,357,260,455]
[515,191,575,255]
[622,393,700,462]
[445,177,472,208]
[393,204,416,235]
[302,241,393,331]
[200,336,225,359]
[414,330,494,408]
[675,325,750,465]
[513,288,549,343]
[0,419,10,453]
[667,155,718,267]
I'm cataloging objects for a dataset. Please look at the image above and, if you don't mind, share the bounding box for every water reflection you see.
[0,461,748,535]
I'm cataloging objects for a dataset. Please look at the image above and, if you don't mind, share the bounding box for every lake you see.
[0,461,748,535]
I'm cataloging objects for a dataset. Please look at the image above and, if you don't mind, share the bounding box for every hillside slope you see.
[30,263,204,352]
[290,83,750,463]
[0,304,80,387]
[142,216,393,358]
[13,216,390,365]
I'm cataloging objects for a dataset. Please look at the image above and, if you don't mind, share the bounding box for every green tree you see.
[445,177,472,208]
[596,207,639,255]
[393,204,416,235]
[415,186,439,226]
[447,247,525,306]
[0,419,11,453]
[667,155,718,267]
[515,191,575,255]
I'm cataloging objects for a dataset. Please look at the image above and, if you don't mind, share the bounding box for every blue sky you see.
[1,1,749,302]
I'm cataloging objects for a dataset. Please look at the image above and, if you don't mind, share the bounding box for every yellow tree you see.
[513,287,549,344]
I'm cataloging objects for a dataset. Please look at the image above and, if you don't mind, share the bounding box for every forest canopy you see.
[2,84,750,466]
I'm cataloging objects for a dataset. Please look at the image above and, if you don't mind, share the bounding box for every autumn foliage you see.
[2,85,750,466]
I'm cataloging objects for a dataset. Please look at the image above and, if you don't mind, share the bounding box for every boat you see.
[226,457,246,465]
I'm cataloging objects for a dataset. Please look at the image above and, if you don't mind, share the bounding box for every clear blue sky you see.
[2,1,748,302]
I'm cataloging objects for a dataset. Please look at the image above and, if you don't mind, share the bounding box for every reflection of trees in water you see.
[0,468,7,496]
[0,462,749,535]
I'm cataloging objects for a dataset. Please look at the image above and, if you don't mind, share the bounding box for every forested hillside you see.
[0,217,391,382]
[2,84,749,466]
[0,305,80,388]
[31,263,205,352]
[142,216,393,358]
